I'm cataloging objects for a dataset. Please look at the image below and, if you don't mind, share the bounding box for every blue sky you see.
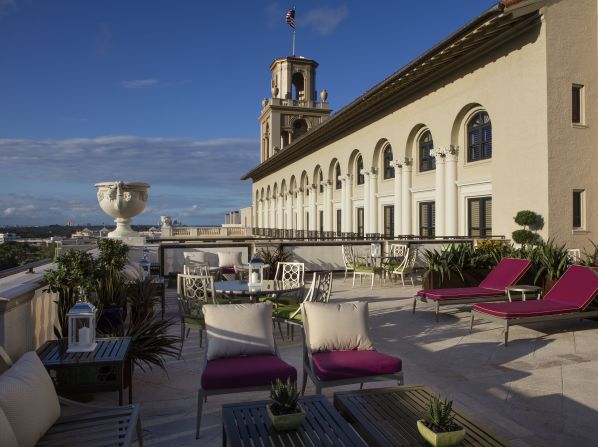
[0,0,494,226]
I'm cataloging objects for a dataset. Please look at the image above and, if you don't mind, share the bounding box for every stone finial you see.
[320,89,328,102]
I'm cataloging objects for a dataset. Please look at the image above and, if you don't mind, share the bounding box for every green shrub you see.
[512,229,540,245]
[514,210,541,228]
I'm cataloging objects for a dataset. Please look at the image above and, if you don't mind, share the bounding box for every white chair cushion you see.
[0,351,60,447]
[302,301,374,353]
[0,406,18,447]
[184,251,208,265]
[122,264,141,282]
[218,251,242,267]
[203,303,275,360]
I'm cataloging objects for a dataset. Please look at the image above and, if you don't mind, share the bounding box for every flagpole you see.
[292,29,295,56]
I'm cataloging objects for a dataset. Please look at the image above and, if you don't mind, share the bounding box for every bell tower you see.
[259,56,332,162]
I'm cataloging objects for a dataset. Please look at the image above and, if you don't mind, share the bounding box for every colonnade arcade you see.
[253,107,493,238]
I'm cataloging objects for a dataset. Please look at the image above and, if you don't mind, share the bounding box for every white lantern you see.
[67,301,97,353]
[139,246,151,279]
[371,243,381,258]
[248,258,265,286]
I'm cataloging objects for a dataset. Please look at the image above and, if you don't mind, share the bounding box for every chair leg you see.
[401,274,405,287]
[315,383,322,395]
[178,322,186,360]
[199,328,203,348]
[370,274,374,289]
[359,383,364,390]
[504,321,510,347]
[469,312,475,333]
[410,274,414,287]
[136,415,144,447]
[301,369,308,396]
[412,296,417,314]
[344,268,348,281]
[435,301,440,322]
[277,322,285,340]
[352,273,356,287]
[196,389,205,439]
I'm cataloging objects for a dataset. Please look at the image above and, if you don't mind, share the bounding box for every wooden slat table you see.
[37,337,132,405]
[334,386,511,447]
[222,394,367,447]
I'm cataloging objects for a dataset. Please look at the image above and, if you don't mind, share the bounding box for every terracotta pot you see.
[417,420,466,447]
[266,403,305,431]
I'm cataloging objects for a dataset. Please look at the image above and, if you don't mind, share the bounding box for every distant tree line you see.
[0,224,155,239]
[0,242,56,271]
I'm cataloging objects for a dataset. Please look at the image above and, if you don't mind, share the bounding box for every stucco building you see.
[242,0,597,249]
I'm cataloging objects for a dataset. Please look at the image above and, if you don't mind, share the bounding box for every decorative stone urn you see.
[95,181,150,243]
[160,215,172,228]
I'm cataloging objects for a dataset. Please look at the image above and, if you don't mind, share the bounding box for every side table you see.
[37,337,132,405]
[222,394,366,446]
[506,285,542,302]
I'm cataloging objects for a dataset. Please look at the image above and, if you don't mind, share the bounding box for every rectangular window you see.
[468,197,492,237]
[319,210,324,233]
[573,190,584,229]
[419,202,435,237]
[357,208,365,237]
[305,212,309,230]
[572,84,583,124]
[336,209,342,235]
[383,205,394,238]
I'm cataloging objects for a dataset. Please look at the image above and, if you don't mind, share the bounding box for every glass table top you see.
[214,279,301,295]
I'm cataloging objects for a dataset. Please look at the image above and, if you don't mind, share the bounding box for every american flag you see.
[285,8,296,29]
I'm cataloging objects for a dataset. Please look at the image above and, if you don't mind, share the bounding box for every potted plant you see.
[256,244,292,279]
[94,267,127,332]
[417,395,465,447]
[127,277,159,324]
[533,239,569,293]
[266,378,305,431]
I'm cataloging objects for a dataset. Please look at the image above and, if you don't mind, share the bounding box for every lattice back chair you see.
[389,243,408,259]
[341,245,355,280]
[274,262,305,303]
[183,263,210,276]
[388,247,419,287]
[274,271,334,341]
[177,274,217,357]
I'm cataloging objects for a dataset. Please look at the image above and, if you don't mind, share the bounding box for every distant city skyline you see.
[0,0,493,225]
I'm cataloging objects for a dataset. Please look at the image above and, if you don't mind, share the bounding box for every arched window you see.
[383,145,395,179]
[356,156,364,185]
[292,72,305,100]
[467,111,492,162]
[335,163,342,189]
[419,131,435,172]
[292,119,308,140]
[318,170,324,193]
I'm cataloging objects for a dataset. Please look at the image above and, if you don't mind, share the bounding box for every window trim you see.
[382,145,395,180]
[418,130,435,172]
[573,189,585,230]
[467,196,492,237]
[335,164,342,190]
[572,84,585,126]
[356,207,365,237]
[356,156,365,185]
[419,201,435,238]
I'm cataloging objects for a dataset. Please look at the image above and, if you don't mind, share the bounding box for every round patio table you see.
[215,279,302,302]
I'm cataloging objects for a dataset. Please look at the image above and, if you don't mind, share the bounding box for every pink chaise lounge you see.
[414,257,533,321]
[470,264,598,345]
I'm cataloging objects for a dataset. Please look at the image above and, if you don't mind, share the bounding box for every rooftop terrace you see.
[89,275,598,446]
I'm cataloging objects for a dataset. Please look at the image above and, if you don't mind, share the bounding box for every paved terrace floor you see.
[95,274,598,446]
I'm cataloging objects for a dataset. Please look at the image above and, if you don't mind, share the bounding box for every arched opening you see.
[292,119,308,140]
[292,72,305,100]
[467,111,492,162]
[382,144,394,179]
[356,155,364,185]
[335,163,342,189]
[281,131,290,148]
[419,130,435,172]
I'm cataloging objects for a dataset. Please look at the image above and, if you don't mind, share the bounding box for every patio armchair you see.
[272,271,333,340]
[272,261,305,304]
[300,301,403,395]
[381,243,408,271]
[385,247,419,287]
[177,273,217,356]
[341,245,355,280]
[196,302,296,438]
[352,253,383,289]
[470,264,598,345]
[0,348,142,447]
[414,257,533,321]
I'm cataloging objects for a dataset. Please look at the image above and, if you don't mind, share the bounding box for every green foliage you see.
[270,378,300,413]
[514,210,541,228]
[100,316,179,373]
[512,229,540,245]
[256,244,292,279]
[127,277,160,324]
[0,242,56,271]
[532,238,570,282]
[580,240,598,267]
[424,395,460,433]
[94,268,126,312]
[97,239,129,272]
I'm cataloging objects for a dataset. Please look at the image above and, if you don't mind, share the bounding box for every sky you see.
[0,0,496,226]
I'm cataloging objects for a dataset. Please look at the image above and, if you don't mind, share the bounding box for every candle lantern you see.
[371,243,381,258]
[139,246,151,279]
[67,301,97,353]
[248,258,265,286]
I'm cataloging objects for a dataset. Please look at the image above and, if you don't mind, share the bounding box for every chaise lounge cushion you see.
[0,406,18,447]
[311,350,402,381]
[473,300,579,318]
[201,354,297,390]
[478,258,533,290]
[417,287,502,301]
[0,352,61,447]
[203,303,276,360]
[302,301,374,352]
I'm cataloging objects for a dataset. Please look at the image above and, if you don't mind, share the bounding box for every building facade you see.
[243,0,598,249]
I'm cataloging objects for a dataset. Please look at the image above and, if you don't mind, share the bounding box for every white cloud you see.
[301,5,348,36]
[121,79,159,89]
[0,136,259,225]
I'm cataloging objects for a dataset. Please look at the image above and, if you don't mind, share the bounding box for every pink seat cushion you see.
[201,355,296,390]
[417,287,503,301]
[311,350,402,381]
[478,258,533,290]
[544,265,598,309]
[473,300,579,318]
[221,266,236,274]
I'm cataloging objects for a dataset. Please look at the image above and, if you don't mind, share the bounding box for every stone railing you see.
[0,261,57,360]
[161,226,252,239]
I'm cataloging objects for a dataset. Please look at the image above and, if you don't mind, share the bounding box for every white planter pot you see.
[96,181,150,239]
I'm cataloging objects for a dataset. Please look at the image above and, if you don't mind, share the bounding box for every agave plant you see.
[256,244,292,279]
[423,243,472,282]
[580,240,598,267]
[270,378,300,415]
[532,238,570,283]
[424,395,460,433]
